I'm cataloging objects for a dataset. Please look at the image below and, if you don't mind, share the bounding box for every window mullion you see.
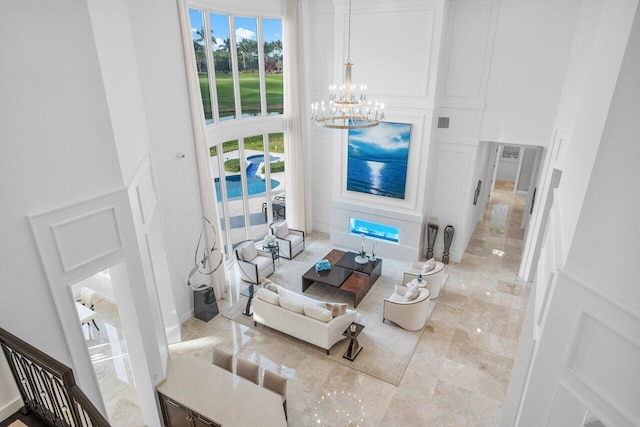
[213,144,232,260]
[257,19,267,117]
[203,12,219,124]
[237,139,251,241]
[228,15,242,120]
[262,133,273,225]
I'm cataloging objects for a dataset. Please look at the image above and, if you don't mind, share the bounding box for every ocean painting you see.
[347,122,411,199]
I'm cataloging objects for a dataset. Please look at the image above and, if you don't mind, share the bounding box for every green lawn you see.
[199,72,283,118]
[210,133,284,157]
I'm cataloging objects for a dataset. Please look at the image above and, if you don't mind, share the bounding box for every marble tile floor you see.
[171,182,530,426]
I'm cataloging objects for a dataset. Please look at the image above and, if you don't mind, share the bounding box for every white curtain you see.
[283,0,310,232]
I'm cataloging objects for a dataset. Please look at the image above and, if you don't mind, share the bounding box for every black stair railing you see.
[0,326,110,427]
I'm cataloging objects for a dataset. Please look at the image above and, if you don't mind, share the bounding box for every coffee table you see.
[301,250,382,308]
[301,264,352,292]
[335,251,382,287]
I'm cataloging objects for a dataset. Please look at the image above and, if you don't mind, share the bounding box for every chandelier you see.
[310,0,384,130]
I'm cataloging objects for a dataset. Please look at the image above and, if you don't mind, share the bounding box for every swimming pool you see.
[214,175,280,201]
[245,154,281,176]
[246,154,280,163]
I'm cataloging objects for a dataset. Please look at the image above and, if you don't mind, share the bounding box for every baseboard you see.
[0,397,23,423]
[179,308,194,324]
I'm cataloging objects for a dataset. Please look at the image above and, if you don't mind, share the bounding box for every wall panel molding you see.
[563,310,639,425]
[52,207,123,274]
[429,141,474,262]
[439,0,499,108]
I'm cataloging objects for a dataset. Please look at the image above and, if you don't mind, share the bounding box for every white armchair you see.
[270,220,305,259]
[404,259,446,299]
[383,286,431,331]
[235,240,274,284]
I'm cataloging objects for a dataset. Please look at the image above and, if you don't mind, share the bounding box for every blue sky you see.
[189,9,281,50]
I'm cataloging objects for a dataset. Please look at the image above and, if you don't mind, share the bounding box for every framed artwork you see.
[347,121,411,199]
[502,145,520,159]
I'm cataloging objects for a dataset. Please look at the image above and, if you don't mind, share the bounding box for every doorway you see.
[70,265,144,426]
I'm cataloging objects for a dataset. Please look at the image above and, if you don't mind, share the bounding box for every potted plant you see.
[356,234,368,264]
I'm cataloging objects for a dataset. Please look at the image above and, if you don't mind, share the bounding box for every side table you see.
[342,322,364,361]
[410,277,427,288]
[262,241,279,266]
[240,284,260,316]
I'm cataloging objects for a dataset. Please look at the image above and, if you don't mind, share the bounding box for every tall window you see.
[187,3,286,262]
[187,9,284,124]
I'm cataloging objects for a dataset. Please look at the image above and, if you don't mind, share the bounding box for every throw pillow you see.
[241,243,258,261]
[275,221,289,238]
[256,288,280,305]
[404,286,420,302]
[394,285,409,296]
[263,282,278,294]
[325,303,348,317]
[276,286,291,299]
[422,258,436,273]
[303,304,332,323]
[279,296,306,314]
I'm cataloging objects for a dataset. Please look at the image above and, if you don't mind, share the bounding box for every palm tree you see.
[238,38,258,71]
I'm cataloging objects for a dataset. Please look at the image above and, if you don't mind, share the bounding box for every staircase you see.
[0,327,110,427]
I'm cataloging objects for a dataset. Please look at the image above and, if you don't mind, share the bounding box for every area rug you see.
[222,246,437,386]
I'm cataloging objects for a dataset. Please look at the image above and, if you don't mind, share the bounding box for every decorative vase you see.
[426,217,439,259]
[354,255,369,264]
[443,225,455,264]
[370,255,377,262]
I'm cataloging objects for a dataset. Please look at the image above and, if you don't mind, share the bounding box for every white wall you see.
[516,147,536,192]
[516,3,640,421]
[0,0,124,411]
[86,0,178,354]
[127,0,206,322]
[563,9,640,308]
[306,0,336,234]
[495,151,519,182]
[556,0,639,259]
[480,0,581,146]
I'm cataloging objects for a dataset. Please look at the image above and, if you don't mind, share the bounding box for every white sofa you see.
[252,284,357,354]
